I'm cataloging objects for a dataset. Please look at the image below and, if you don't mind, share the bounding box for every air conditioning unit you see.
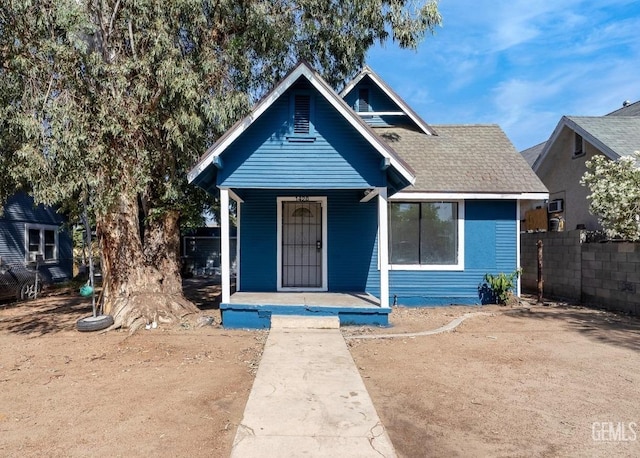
[548,199,564,213]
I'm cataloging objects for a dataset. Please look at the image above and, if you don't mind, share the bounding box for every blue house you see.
[0,192,73,291]
[188,62,547,328]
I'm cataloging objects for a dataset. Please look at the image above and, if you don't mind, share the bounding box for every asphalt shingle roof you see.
[567,116,640,158]
[607,100,640,117]
[374,125,548,194]
[520,141,546,167]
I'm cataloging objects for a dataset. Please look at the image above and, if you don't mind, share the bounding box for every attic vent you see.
[358,88,370,112]
[573,132,585,158]
[294,94,311,134]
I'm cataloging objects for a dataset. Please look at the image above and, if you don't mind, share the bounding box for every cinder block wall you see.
[521,231,639,315]
[521,231,582,301]
[581,242,639,315]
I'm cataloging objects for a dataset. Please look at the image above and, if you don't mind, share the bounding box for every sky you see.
[366,0,640,151]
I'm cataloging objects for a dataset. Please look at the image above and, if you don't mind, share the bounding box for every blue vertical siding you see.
[218,79,387,189]
[239,189,378,292]
[366,199,518,305]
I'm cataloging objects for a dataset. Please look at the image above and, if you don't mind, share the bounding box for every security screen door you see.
[281,201,323,288]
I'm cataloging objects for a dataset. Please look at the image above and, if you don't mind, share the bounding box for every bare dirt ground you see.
[2,285,639,457]
[347,299,640,457]
[0,282,266,457]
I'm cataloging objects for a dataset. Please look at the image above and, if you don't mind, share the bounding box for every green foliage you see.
[482,270,520,305]
[0,0,441,225]
[581,152,640,241]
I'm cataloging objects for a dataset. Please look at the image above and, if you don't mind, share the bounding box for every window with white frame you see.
[389,201,462,268]
[25,224,58,262]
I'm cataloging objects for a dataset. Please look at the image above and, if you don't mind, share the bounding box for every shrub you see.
[481,270,520,305]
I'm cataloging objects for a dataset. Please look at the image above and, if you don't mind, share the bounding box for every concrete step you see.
[270,315,340,329]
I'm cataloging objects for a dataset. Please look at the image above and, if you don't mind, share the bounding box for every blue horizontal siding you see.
[1,193,73,282]
[366,200,518,306]
[218,79,386,189]
[343,77,401,113]
[239,189,378,292]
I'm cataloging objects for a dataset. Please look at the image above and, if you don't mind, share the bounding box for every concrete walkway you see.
[230,316,396,457]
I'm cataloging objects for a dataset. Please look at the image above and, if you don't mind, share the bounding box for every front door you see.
[277,197,327,291]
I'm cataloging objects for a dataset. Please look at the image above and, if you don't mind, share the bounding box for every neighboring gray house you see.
[522,100,640,232]
[0,192,73,284]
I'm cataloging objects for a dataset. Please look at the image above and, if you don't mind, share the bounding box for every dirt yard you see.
[1,286,639,457]
[0,284,266,457]
[347,301,640,457]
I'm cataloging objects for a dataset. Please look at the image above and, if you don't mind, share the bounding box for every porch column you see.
[220,188,231,303]
[378,187,390,307]
[516,201,521,297]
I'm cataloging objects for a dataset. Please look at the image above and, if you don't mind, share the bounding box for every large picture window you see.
[25,224,58,262]
[389,202,461,267]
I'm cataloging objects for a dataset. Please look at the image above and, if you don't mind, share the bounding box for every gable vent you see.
[358,88,370,112]
[294,94,311,134]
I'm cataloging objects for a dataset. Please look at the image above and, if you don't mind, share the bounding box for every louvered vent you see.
[294,95,311,134]
[358,88,370,112]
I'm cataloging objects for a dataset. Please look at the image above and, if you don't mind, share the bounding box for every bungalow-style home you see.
[0,192,73,299]
[522,100,640,232]
[188,62,548,328]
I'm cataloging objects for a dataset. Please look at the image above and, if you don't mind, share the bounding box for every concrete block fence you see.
[521,231,639,315]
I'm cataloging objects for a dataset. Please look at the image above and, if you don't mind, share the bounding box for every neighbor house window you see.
[25,224,58,262]
[573,132,585,157]
[389,202,461,268]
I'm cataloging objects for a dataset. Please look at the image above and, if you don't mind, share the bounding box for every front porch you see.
[221,292,391,329]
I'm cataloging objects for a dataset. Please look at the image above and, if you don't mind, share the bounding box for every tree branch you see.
[128,20,137,60]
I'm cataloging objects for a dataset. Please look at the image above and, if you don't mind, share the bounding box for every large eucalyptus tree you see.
[0,0,441,329]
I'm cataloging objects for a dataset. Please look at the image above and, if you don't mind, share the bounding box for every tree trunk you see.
[97,192,198,331]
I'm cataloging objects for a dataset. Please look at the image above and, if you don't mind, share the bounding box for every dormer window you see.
[358,88,370,112]
[573,132,585,158]
[288,92,315,142]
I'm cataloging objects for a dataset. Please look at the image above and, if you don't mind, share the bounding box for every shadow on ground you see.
[0,278,223,336]
[182,277,222,310]
[0,291,93,336]
[512,304,640,352]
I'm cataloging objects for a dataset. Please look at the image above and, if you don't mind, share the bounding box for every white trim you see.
[378,188,389,307]
[391,192,549,201]
[220,189,231,303]
[359,111,405,116]
[360,188,379,203]
[533,116,621,172]
[24,223,59,263]
[388,200,465,272]
[276,196,328,292]
[188,62,415,186]
[228,189,244,204]
[340,66,435,136]
[516,203,521,297]
[235,198,241,292]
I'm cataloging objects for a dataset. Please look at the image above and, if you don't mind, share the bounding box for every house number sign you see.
[296,196,309,202]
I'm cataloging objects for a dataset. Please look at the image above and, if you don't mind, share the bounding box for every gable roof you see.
[520,141,546,167]
[188,61,415,187]
[607,100,640,117]
[374,125,548,194]
[533,115,640,170]
[340,66,436,136]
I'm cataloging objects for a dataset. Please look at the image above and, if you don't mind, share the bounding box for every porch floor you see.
[221,292,389,329]
[229,292,380,308]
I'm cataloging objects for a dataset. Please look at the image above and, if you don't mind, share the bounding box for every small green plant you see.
[482,270,521,305]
